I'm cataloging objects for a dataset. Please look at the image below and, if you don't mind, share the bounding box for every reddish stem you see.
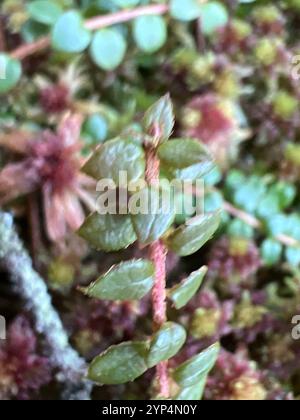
[145,143,169,398]
[85,4,169,31]
[10,4,169,60]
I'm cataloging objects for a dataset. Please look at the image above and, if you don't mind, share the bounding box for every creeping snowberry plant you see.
[0,0,228,93]
[78,95,221,399]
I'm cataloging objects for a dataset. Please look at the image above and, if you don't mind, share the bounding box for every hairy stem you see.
[145,144,169,398]
[0,211,92,400]
[11,4,169,60]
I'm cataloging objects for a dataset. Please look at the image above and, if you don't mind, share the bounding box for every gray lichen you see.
[0,211,92,400]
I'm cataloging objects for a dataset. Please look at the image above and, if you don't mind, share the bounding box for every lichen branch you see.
[0,211,92,400]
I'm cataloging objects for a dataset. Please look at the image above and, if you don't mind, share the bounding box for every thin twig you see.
[10,4,169,60]
[223,201,300,248]
[0,211,92,400]
[193,187,300,248]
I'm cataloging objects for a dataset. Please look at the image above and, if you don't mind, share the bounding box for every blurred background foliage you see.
[0,0,300,400]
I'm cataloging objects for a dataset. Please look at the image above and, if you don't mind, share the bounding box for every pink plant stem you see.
[85,4,169,31]
[146,143,170,398]
[10,4,169,60]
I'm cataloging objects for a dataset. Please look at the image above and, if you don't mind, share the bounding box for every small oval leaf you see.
[88,341,149,385]
[51,10,91,53]
[131,187,176,245]
[143,94,174,143]
[173,343,220,388]
[83,137,145,184]
[78,212,137,252]
[199,2,229,35]
[90,29,127,71]
[133,15,167,53]
[158,139,214,180]
[168,266,207,309]
[170,0,202,21]
[27,0,63,25]
[147,322,187,368]
[166,212,221,256]
[0,54,22,94]
[82,259,154,301]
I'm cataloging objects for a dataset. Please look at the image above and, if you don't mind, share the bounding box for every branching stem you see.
[10,4,169,60]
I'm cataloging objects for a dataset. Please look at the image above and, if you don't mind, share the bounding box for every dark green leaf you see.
[158,139,214,181]
[21,20,50,42]
[83,137,145,184]
[78,212,137,252]
[82,259,154,301]
[270,181,296,209]
[51,10,92,53]
[131,187,175,245]
[90,29,126,71]
[168,266,207,309]
[27,1,63,25]
[147,322,186,368]
[133,15,167,53]
[166,212,221,256]
[88,341,148,384]
[143,94,174,143]
[175,376,207,400]
[173,343,220,388]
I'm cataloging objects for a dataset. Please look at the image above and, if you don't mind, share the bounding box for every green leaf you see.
[83,137,145,184]
[143,94,174,143]
[0,54,22,94]
[166,212,221,257]
[270,181,296,209]
[147,322,187,368]
[133,15,167,53]
[285,246,300,267]
[21,20,50,42]
[78,212,137,252]
[233,176,266,213]
[88,341,148,384]
[90,29,126,71]
[204,191,223,213]
[131,187,175,245]
[168,266,207,309]
[158,139,214,181]
[173,343,220,388]
[82,259,154,301]
[261,239,282,266]
[51,10,92,53]
[27,1,63,25]
[112,0,140,7]
[175,376,207,400]
[199,2,229,35]
[226,169,246,191]
[170,0,202,21]
[83,114,108,142]
[227,219,254,239]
